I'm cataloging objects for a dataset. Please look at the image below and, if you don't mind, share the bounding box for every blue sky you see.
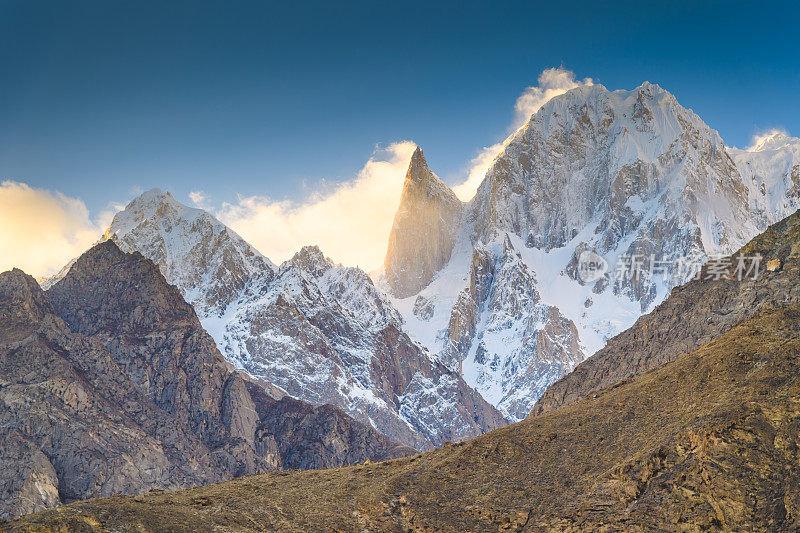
[2,0,799,216]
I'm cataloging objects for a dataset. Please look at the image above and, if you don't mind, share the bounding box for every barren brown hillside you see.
[7,301,800,531]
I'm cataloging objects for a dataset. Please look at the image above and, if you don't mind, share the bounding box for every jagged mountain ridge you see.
[0,241,410,520]
[385,81,800,421]
[100,188,276,318]
[534,206,800,415]
[37,80,800,436]
[100,190,506,450]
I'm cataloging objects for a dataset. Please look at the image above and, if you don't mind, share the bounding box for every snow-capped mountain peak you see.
[727,132,800,229]
[97,189,506,449]
[289,245,333,277]
[104,187,274,318]
[386,81,800,421]
[747,130,796,152]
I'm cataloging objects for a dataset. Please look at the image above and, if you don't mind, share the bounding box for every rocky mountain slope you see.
[97,190,506,449]
[13,253,800,530]
[384,82,800,421]
[0,242,411,520]
[33,81,800,447]
[534,206,800,415]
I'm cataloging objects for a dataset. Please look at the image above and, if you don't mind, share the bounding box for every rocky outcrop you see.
[46,240,272,471]
[534,207,800,416]
[0,264,241,520]
[411,295,434,320]
[384,147,463,298]
[246,383,414,470]
[0,427,61,520]
[0,242,413,520]
[442,245,494,365]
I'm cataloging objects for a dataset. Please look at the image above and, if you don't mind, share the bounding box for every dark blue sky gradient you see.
[2,0,799,213]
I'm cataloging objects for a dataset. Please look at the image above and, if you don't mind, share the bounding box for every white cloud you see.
[452,67,593,201]
[452,142,506,201]
[0,69,594,277]
[189,190,210,209]
[511,67,594,131]
[216,141,417,272]
[746,128,790,151]
[0,181,118,278]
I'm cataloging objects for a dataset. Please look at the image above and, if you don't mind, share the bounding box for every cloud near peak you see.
[220,68,593,270]
[0,143,417,279]
[745,128,791,151]
[215,141,417,272]
[452,67,593,201]
[0,181,118,277]
[1,68,590,277]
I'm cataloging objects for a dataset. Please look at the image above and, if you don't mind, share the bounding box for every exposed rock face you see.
[411,295,434,321]
[442,246,493,364]
[218,245,506,449]
[0,263,242,520]
[18,301,800,531]
[387,83,800,420]
[0,242,412,520]
[384,147,463,298]
[246,383,414,470]
[0,424,61,520]
[92,191,506,449]
[46,241,273,472]
[442,235,583,419]
[534,208,800,416]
